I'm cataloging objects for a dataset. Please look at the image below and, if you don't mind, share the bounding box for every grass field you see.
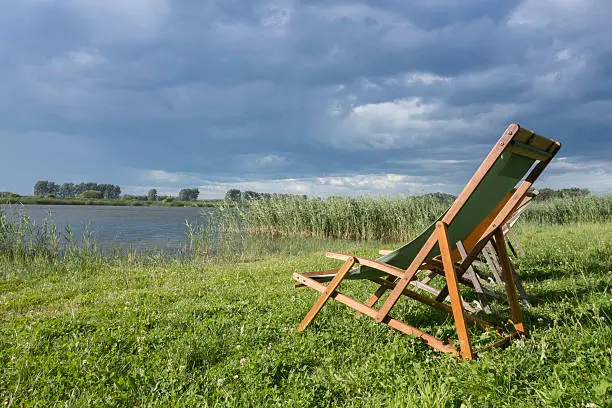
[1,221,611,407]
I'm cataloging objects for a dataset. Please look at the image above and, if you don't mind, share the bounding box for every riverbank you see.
[3,196,221,207]
[1,222,611,406]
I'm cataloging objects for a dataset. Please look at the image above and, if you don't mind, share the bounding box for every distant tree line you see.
[225,189,307,202]
[124,188,200,202]
[33,181,121,199]
[534,188,590,201]
[223,188,595,204]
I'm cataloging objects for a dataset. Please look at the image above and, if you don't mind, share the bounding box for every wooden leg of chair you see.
[508,229,525,257]
[356,276,395,317]
[437,222,474,361]
[420,270,434,284]
[484,242,505,286]
[509,261,531,307]
[506,236,518,257]
[494,229,527,335]
[458,241,491,314]
[297,257,356,332]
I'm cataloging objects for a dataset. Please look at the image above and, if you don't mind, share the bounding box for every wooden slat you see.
[299,269,339,278]
[420,270,435,284]
[296,257,355,332]
[293,269,338,287]
[458,241,491,314]
[409,279,479,314]
[474,331,523,356]
[435,229,501,303]
[437,222,474,360]
[294,273,457,355]
[483,242,505,286]
[325,252,405,278]
[369,277,492,330]
[507,229,525,257]
[429,267,503,300]
[513,128,555,150]
[513,127,535,143]
[491,235,531,308]
[494,228,526,335]
[507,141,552,161]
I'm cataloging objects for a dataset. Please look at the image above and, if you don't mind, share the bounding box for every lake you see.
[1,205,210,253]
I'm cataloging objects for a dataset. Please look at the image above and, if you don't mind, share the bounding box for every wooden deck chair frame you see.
[293,124,561,360]
[388,189,538,314]
[377,191,536,314]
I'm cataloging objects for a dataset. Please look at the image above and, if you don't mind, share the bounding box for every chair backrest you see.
[355,125,559,278]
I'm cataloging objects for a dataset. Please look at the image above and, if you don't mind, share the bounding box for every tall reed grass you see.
[2,195,609,264]
[218,195,453,242]
[0,206,100,264]
[521,195,612,225]
[217,195,612,241]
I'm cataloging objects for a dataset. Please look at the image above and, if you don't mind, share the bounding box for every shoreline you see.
[2,196,221,208]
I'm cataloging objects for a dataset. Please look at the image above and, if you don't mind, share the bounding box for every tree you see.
[242,190,261,201]
[98,184,110,199]
[34,180,50,196]
[179,188,199,201]
[47,182,59,196]
[79,190,104,199]
[225,189,242,201]
[148,189,158,202]
[190,188,200,201]
[59,183,76,198]
[75,183,87,196]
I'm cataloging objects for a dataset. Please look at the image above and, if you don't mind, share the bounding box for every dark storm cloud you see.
[0,0,610,197]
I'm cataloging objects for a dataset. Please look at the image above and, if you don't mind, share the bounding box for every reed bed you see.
[0,206,110,265]
[234,195,452,241]
[522,195,612,225]
[220,195,612,241]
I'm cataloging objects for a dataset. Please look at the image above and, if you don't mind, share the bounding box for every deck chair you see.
[379,189,538,314]
[293,124,561,360]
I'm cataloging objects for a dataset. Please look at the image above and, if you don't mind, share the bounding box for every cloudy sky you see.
[1,0,611,198]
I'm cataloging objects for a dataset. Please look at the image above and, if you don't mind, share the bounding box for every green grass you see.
[3,196,221,207]
[223,195,612,241]
[1,222,611,407]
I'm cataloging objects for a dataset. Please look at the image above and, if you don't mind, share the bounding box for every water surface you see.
[2,205,209,252]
